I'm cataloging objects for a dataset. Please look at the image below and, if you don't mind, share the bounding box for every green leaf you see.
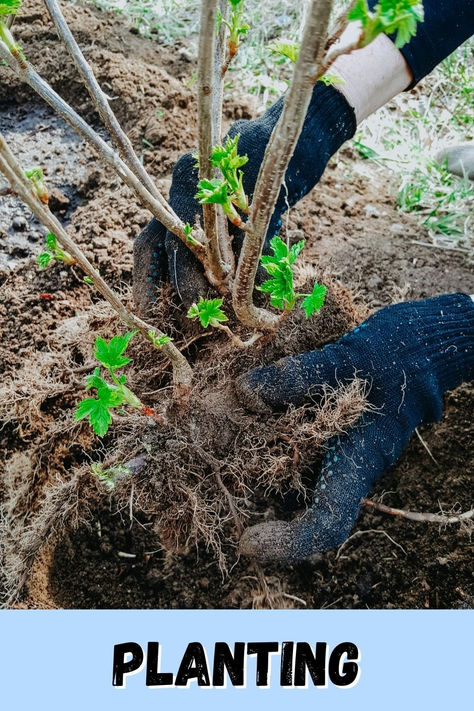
[289,239,306,264]
[210,135,248,172]
[0,0,21,17]
[94,331,137,371]
[268,235,289,262]
[348,0,424,50]
[24,166,43,181]
[85,366,104,390]
[84,276,93,285]
[353,139,380,160]
[37,252,52,269]
[347,0,367,23]
[258,236,310,311]
[195,178,229,205]
[268,40,300,63]
[187,297,228,328]
[257,265,294,310]
[90,461,132,490]
[301,283,327,318]
[74,397,112,437]
[378,0,424,49]
[45,232,57,251]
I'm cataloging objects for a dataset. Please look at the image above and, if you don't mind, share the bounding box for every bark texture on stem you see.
[233,0,334,330]
[197,0,228,284]
[44,0,164,204]
[215,0,234,271]
[0,134,192,396]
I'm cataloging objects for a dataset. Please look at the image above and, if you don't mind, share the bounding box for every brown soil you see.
[1,1,473,610]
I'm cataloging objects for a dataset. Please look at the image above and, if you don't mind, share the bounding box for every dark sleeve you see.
[368,0,474,88]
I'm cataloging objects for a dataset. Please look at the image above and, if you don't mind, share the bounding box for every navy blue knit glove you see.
[236,293,474,562]
[133,82,356,310]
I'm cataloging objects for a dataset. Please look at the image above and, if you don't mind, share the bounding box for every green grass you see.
[89,0,473,254]
[354,40,473,253]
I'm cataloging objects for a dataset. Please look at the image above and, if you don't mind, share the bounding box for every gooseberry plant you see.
[0,0,423,437]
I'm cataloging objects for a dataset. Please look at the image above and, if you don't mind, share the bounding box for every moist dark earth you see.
[0,1,473,610]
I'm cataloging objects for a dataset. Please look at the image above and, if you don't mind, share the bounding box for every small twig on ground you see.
[362,498,474,526]
[414,427,438,464]
[411,240,470,254]
[336,528,407,559]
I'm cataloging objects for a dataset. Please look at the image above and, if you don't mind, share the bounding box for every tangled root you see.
[1,278,366,605]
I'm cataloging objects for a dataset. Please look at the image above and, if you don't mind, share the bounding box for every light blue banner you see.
[0,610,471,709]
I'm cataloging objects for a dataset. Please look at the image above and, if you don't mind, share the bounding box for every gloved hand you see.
[133,82,356,310]
[235,293,474,562]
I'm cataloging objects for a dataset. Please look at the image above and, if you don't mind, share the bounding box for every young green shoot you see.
[210,134,249,212]
[196,177,243,227]
[75,331,143,437]
[319,73,345,87]
[148,330,173,348]
[25,165,49,204]
[37,232,75,268]
[268,40,300,64]
[348,0,424,49]
[187,296,260,348]
[0,0,25,60]
[187,297,228,329]
[257,236,326,316]
[196,134,249,226]
[221,0,248,59]
[268,41,345,89]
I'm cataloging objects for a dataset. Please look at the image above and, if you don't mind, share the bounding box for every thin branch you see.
[197,0,228,284]
[43,0,163,202]
[232,0,334,330]
[316,35,363,80]
[324,0,357,52]
[336,528,407,559]
[0,40,209,266]
[0,133,192,397]
[362,498,474,526]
